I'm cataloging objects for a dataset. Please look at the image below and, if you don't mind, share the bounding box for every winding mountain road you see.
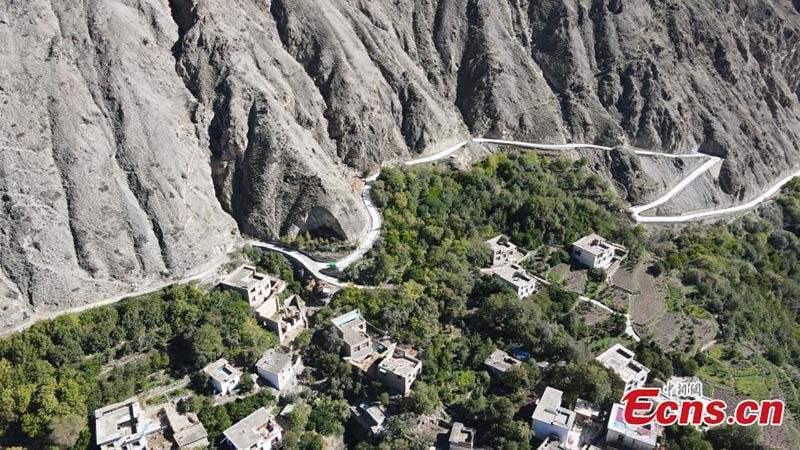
[252,136,796,289]
[636,166,800,223]
[6,135,797,337]
[473,138,613,151]
[630,156,722,217]
[249,136,797,347]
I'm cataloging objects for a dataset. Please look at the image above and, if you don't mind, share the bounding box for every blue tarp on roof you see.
[511,345,531,361]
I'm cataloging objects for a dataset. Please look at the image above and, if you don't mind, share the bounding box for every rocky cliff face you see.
[2,0,800,329]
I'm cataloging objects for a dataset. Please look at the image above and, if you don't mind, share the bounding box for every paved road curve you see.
[630,156,722,217]
[248,140,473,287]
[636,166,800,223]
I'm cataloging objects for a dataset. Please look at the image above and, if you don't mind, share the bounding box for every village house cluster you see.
[94,263,437,449]
[94,397,209,450]
[209,264,307,396]
[483,235,541,298]
[483,233,626,299]
[92,241,651,450]
[329,308,426,435]
[331,309,423,396]
[529,343,661,450]
[93,264,307,450]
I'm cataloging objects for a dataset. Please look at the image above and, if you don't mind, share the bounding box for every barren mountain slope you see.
[2,0,800,330]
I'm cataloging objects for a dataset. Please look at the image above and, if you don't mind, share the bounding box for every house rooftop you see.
[532,387,576,432]
[493,264,537,288]
[572,233,624,256]
[331,309,365,329]
[256,349,294,375]
[221,265,271,290]
[203,358,242,384]
[359,403,385,424]
[608,403,658,446]
[164,404,208,448]
[332,309,372,348]
[486,235,517,252]
[342,325,371,347]
[352,403,386,434]
[484,349,522,373]
[378,352,421,378]
[223,407,282,450]
[94,397,145,446]
[449,422,475,447]
[595,344,650,384]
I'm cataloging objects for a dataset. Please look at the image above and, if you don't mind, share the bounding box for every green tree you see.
[47,413,86,448]
[288,403,312,431]
[666,425,713,450]
[238,374,255,394]
[188,324,224,369]
[705,425,766,450]
[309,396,350,436]
[544,362,618,407]
[402,382,441,415]
[482,396,532,450]
[298,432,324,450]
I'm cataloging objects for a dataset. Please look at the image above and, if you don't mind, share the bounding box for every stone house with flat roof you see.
[377,347,422,395]
[220,265,285,308]
[256,294,308,345]
[492,263,539,298]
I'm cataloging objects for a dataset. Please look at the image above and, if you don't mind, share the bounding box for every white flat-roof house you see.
[223,407,283,450]
[377,348,422,395]
[531,387,576,443]
[606,403,659,450]
[449,422,476,449]
[256,295,308,345]
[492,263,538,298]
[203,358,242,395]
[220,265,287,308]
[596,344,650,392]
[486,235,525,266]
[331,309,373,360]
[256,349,303,391]
[94,397,149,450]
[571,234,625,270]
[484,349,522,376]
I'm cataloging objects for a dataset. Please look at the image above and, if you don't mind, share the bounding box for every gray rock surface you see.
[2,0,800,330]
